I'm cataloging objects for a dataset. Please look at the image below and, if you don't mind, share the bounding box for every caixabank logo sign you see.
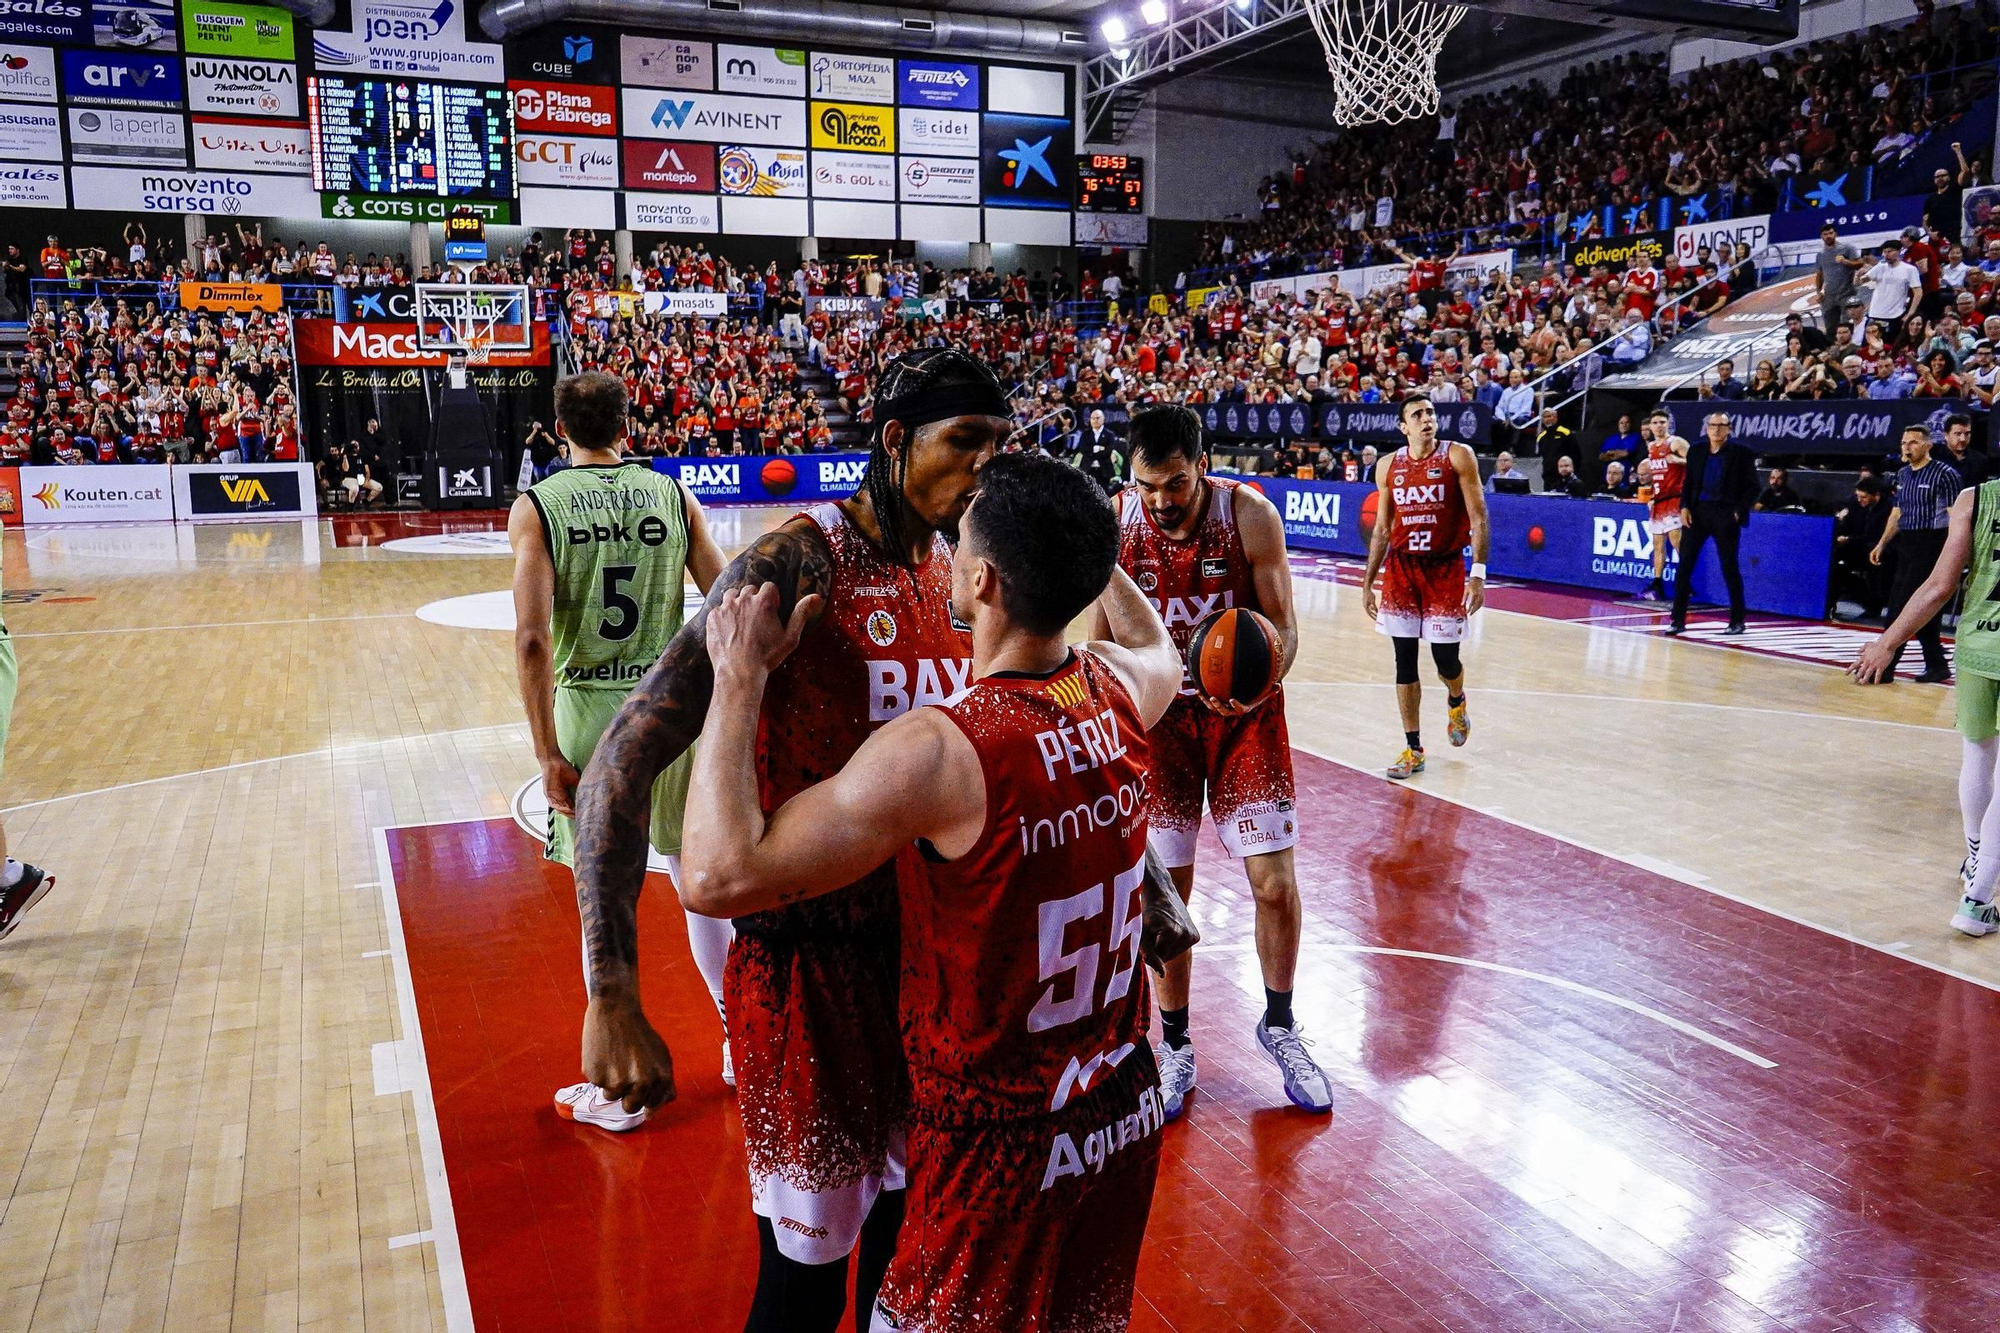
[980,112,1072,210]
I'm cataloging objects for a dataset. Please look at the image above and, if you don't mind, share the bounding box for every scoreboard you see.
[1076,154,1144,214]
[309,76,515,200]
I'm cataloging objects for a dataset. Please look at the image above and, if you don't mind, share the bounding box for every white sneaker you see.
[553,1082,650,1132]
[1256,1023,1334,1113]
[721,1040,735,1089]
[1154,1041,1196,1121]
[1953,894,1999,937]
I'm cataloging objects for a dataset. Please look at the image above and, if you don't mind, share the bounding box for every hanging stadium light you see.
[1140,0,1168,24]
[1101,15,1129,44]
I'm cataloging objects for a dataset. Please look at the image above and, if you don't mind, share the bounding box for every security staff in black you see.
[1072,408,1127,495]
[1668,412,1760,636]
[1872,423,1963,682]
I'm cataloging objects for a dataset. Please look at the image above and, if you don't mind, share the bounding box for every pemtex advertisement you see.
[171,461,316,521]
[1240,475,1832,619]
[20,464,173,525]
[651,452,868,505]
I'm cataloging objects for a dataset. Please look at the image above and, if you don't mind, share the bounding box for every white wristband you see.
[1469,563,1488,581]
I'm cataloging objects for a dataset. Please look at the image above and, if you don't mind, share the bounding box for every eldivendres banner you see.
[1241,476,1832,619]
[651,452,867,504]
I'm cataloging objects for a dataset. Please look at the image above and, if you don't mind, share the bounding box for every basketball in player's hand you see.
[1187,607,1281,711]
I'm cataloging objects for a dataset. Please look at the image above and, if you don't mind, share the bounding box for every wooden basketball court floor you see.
[0,506,1991,1333]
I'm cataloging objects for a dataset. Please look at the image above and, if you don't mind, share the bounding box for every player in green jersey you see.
[0,574,52,943]
[1853,474,2000,936]
[510,370,730,1129]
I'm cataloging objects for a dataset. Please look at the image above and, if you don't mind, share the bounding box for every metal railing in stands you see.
[1518,268,1740,432]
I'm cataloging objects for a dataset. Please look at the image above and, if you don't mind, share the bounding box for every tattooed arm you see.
[575,518,834,1113]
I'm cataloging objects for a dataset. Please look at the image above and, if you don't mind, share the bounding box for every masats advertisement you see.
[184,55,293,114]
[509,78,614,135]
[297,320,549,368]
[191,113,306,173]
[620,138,713,192]
[516,132,616,187]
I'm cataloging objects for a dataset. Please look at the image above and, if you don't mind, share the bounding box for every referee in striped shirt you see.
[1872,423,1963,682]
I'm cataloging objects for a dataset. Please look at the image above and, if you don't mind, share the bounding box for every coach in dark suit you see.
[1669,411,1758,636]
[1071,408,1126,495]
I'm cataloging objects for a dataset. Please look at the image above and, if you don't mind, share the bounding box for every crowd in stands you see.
[1185,0,1997,287]
[3,296,298,469]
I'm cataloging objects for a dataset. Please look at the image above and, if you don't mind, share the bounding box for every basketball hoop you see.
[463,330,493,366]
[1304,0,1466,127]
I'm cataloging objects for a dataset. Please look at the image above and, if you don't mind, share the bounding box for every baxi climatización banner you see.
[1236,475,1832,620]
[651,452,868,504]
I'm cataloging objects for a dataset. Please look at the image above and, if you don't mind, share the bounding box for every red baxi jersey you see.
[1386,442,1470,559]
[1644,438,1685,507]
[753,502,973,935]
[899,649,1153,1122]
[1116,476,1260,697]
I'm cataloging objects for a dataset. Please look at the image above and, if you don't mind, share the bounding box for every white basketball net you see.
[1305,0,1466,127]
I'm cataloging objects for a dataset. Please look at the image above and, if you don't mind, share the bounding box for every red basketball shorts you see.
[871,1055,1164,1333]
[1146,694,1297,868]
[1376,552,1468,643]
[727,921,910,1264]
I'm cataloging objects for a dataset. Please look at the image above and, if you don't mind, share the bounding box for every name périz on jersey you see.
[1022,705,1143,857]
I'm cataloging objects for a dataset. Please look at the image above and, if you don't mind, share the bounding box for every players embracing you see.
[1360,395,1491,780]
[1100,404,1335,1118]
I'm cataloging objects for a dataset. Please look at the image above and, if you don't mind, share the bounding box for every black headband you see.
[882,383,1013,433]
